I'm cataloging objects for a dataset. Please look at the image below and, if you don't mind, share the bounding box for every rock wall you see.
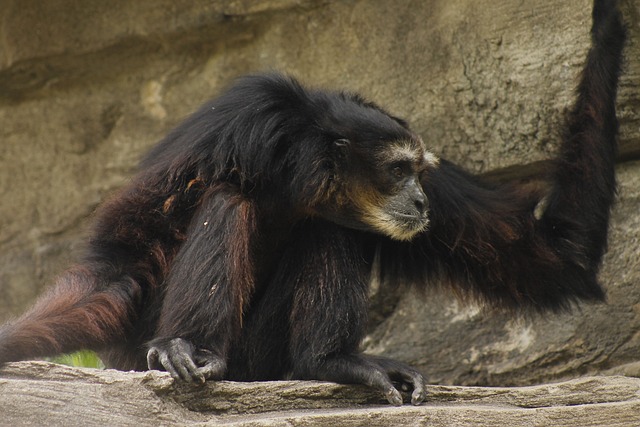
[1,0,640,386]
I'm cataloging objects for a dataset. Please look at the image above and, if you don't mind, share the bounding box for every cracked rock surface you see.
[2,362,640,426]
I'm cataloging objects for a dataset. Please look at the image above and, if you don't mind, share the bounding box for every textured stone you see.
[1,362,640,426]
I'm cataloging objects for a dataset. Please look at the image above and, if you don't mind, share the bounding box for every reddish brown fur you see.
[0,266,138,362]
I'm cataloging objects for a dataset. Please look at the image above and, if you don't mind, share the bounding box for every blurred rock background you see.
[1,0,639,386]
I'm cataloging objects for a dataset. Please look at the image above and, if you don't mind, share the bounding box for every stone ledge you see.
[1,361,639,426]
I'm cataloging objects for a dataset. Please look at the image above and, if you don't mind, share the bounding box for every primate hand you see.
[147,337,225,383]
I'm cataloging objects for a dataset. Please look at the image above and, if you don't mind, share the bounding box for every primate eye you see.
[332,139,350,160]
[390,162,410,179]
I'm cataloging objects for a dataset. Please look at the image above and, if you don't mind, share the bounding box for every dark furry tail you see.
[0,266,138,364]
[377,0,626,312]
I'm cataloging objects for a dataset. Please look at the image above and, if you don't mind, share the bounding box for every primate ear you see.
[332,138,350,160]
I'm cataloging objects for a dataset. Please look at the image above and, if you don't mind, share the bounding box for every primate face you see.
[317,131,435,240]
[343,137,433,241]
[360,139,433,240]
[305,90,436,241]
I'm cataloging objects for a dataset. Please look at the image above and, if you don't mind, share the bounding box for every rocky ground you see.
[2,362,640,426]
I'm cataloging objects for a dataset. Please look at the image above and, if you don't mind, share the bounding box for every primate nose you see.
[413,191,428,215]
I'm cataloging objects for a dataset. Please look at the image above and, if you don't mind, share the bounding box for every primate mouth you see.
[392,210,428,222]
[398,215,429,237]
[393,209,429,225]
[393,209,430,238]
[366,209,429,241]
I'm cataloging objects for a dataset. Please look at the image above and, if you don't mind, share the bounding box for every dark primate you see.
[0,0,626,406]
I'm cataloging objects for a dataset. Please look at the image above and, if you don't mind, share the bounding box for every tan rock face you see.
[1,0,639,386]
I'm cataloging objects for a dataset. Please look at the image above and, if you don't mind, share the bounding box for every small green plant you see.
[49,350,104,369]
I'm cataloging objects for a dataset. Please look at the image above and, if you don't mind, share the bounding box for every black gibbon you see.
[0,0,626,406]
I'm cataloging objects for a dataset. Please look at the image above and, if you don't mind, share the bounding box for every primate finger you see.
[196,355,226,381]
[395,369,427,405]
[146,348,159,370]
[409,378,427,405]
[366,370,404,406]
[174,353,203,383]
[158,352,181,381]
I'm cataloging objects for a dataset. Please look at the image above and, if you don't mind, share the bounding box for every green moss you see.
[50,350,105,369]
